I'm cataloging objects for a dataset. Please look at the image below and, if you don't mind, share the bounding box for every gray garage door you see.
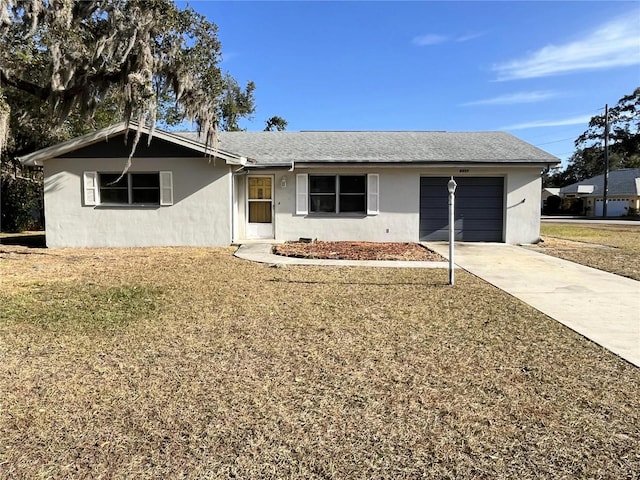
[419,177,504,242]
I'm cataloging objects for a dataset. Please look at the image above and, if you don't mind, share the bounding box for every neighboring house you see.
[18,122,559,248]
[559,168,640,216]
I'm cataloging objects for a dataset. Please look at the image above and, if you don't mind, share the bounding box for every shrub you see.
[543,195,562,214]
[1,175,44,232]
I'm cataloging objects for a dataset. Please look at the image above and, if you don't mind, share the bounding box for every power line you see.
[535,137,576,146]
[520,128,578,142]
[507,107,603,142]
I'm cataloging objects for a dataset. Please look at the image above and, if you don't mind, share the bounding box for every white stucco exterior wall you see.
[504,168,543,244]
[233,173,248,242]
[273,168,419,242]
[44,157,232,247]
[248,166,543,244]
[44,159,544,247]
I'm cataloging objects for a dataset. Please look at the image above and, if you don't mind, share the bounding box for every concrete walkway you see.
[427,243,640,367]
[234,242,450,268]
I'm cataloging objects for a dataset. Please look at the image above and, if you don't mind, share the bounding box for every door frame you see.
[246,174,275,239]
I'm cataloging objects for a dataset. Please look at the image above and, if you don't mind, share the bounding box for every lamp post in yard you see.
[447,177,457,285]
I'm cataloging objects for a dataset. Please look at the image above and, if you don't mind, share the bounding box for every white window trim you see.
[367,174,379,215]
[302,173,374,215]
[83,171,173,207]
[160,171,173,206]
[296,174,308,215]
[83,171,98,206]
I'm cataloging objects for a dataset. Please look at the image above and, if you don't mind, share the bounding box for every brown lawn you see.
[0,244,638,479]
[534,222,640,280]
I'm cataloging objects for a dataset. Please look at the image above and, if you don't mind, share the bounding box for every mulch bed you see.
[272,240,445,261]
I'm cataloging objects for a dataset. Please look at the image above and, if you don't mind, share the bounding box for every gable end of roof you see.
[18,122,244,166]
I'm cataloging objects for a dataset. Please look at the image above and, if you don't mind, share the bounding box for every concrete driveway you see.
[427,242,640,367]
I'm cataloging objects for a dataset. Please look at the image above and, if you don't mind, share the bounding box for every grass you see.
[1,283,160,332]
[537,223,640,280]
[0,246,639,479]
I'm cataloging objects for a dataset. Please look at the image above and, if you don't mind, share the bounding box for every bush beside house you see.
[1,175,44,232]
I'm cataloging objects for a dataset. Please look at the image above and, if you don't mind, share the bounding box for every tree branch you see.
[0,65,128,108]
[0,68,50,100]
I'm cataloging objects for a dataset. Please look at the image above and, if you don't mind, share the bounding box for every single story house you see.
[559,168,640,216]
[18,122,559,248]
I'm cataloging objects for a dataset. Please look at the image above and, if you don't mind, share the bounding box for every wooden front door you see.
[246,176,274,239]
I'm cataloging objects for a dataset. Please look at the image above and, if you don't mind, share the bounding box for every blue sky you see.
[183,1,640,168]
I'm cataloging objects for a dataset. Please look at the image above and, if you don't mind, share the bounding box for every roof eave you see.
[278,159,560,168]
[18,122,244,166]
[19,122,129,166]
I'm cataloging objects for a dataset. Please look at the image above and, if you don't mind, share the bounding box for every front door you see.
[246,176,274,239]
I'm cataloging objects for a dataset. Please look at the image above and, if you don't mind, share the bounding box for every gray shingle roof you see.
[177,131,559,167]
[560,168,640,196]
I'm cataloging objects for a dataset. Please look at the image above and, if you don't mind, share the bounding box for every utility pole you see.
[602,103,609,217]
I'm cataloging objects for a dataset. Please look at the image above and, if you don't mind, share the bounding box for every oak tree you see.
[0,0,227,159]
[559,88,640,184]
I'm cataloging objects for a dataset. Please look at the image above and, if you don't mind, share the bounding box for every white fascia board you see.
[18,121,244,166]
[18,122,129,166]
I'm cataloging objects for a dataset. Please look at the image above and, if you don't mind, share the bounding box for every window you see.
[296,174,379,216]
[99,173,159,205]
[309,175,337,213]
[98,173,130,204]
[339,175,366,213]
[83,171,173,206]
[309,175,366,213]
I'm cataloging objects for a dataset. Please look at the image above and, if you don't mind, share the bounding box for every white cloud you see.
[413,32,484,46]
[493,14,640,80]
[462,91,558,106]
[501,115,592,131]
[412,34,448,46]
[456,32,485,43]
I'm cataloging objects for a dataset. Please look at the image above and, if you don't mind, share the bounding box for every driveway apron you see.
[426,243,640,367]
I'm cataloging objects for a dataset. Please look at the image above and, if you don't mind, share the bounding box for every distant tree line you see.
[545,87,640,187]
